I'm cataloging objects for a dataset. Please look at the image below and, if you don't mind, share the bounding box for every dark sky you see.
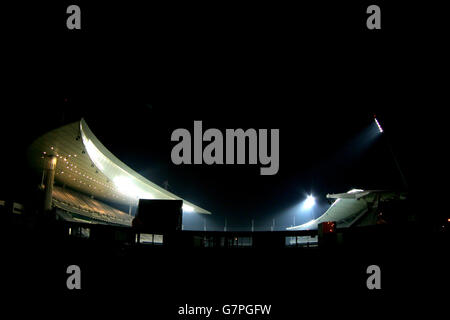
[2,2,448,229]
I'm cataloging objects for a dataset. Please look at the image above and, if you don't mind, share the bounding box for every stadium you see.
[3,2,448,316]
[0,115,410,249]
[1,107,447,317]
[27,118,209,227]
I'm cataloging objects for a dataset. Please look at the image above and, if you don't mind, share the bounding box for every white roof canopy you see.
[287,189,405,230]
[28,119,210,214]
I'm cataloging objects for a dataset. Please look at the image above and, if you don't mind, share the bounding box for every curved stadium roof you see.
[287,189,405,230]
[28,119,210,218]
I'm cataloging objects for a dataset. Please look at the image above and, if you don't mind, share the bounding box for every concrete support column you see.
[43,155,57,212]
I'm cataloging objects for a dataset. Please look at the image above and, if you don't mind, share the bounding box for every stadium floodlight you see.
[302,194,316,210]
[374,117,383,133]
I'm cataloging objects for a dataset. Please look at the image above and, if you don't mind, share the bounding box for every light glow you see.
[113,176,154,200]
[83,137,105,171]
[183,204,194,212]
[348,188,364,194]
[302,194,316,210]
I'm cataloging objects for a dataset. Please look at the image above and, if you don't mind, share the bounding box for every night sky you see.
[2,2,447,229]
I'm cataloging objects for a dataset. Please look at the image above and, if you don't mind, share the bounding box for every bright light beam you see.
[374,117,383,133]
[183,204,194,212]
[302,194,316,210]
[113,176,154,200]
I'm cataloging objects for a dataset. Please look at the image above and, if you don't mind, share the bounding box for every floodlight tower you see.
[374,114,408,189]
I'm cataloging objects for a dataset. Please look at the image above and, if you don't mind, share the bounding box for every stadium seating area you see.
[52,186,133,226]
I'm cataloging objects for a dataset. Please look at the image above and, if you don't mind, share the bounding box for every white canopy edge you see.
[80,118,210,214]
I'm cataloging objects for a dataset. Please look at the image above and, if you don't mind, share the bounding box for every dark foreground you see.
[1,219,448,319]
